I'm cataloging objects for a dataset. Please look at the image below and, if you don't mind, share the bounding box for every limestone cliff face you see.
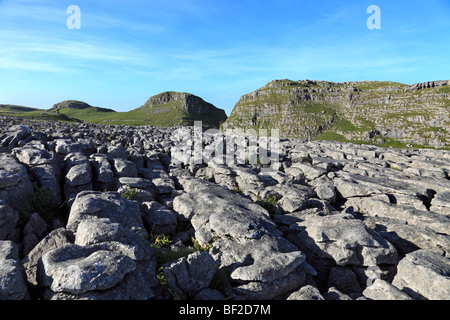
[222,79,450,149]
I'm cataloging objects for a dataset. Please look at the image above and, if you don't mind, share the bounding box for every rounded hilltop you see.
[50,100,94,112]
[140,91,227,117]
[136,91,227,129]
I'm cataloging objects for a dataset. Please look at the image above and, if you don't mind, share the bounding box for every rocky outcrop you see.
[222,79,450,149]
[0,118,449,300]
[50,100,94,112]
[138,91,227,129]
[142,92,220,115]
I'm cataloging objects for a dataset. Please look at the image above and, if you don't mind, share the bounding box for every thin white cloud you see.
[0,0,63,23]
[0,56,68,72]
[0,28,162,73]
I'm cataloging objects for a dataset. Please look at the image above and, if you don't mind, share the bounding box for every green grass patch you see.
[0,111,79,123]
[256,195,280,218]
[90,103,225,128]
[121,188,138,200]
[355,81,407,91]
[149,234,172,249]
[0,104,41,113]
[302,102,336,115]
[313,131,348,142]
[377,137,408,149]
[55,106,116,122]
[232,186,243,194]
[436,85,450,94]
[354,117,376,131]
[334,118,358,132]
[417,126,446,133]
[384,110,428,120]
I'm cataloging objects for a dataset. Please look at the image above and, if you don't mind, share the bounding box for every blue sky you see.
[0,0,449,115]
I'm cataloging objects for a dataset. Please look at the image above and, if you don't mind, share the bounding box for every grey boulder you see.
[210,235,309,300]
[363,279,412,300]
[39,244,136,295]
[173,177,279,246]
[141,201,178,235]
[0,125,31,148]
[0,204,19,241]
[392,250,450,300]
[294,213,398,267]
[22,228,73,286]
[0,154,33,212]
[287,285,325,300]
[0,241,30,300]
[163,251,217,299]
[67,191,148,239]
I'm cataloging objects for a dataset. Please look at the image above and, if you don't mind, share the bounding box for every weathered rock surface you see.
[67,191,148,239]
[173,177,280,245]
[293,213,398,267]
[210,235,309,300]
[0,118,449,300]
[362,279,412,300]
[0,125,31,148]
[0,204,19,242]
[0,154,33,212]
[392,250,450,300]
[37,190,157,300]
[163,251,217,299]
[0,241,30,300]
[22,228,73,286]
[40,244,137,295]
[287,285,325,300]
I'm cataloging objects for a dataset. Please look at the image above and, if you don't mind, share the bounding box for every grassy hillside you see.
[93,103,227,127]
[90,92,227,128]
[0,104,78,122]
[0,104,41,113]
[1,93,227,129]
[54,106,117,123]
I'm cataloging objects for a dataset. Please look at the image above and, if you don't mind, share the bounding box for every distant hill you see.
[0,104,41,113]
[48,100,117,122]
[222,79,450,149]
[0,101,116,123]
[50,100,94,111]
[95,92,227,128]
[0,104,77,122]
[0,93,228,129]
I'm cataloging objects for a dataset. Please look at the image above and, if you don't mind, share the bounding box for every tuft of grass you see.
[19,182,59,225]
[192,238,214,252]
[121,188,138,200]
[256,195,280,218]
[149,234,172,249]
[156,267,167,286]
[31,182,52,216]
[232,186,243,194]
